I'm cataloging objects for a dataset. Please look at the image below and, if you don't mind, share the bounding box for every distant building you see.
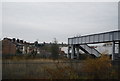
[2,38,16,55]
[96,42,118,55]
[2,38,42,56]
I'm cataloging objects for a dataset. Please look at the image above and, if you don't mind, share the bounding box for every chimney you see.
[17,39,20,43]
[12,38,16,42]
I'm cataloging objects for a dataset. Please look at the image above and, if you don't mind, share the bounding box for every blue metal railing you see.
[68,30,120,45]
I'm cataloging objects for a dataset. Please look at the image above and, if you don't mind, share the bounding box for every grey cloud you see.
[2,2,118,43]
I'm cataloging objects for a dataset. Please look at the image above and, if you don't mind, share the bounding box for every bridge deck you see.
[68,30,120,45]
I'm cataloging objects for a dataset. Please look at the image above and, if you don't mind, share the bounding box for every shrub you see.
[81,54,117,79]
[43,61,79,79]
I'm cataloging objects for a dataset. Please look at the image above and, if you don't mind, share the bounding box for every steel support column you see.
[67,46,71,58]
[71,45,75,59]
[118,41,120,58]
[76,46,80,59]
[112,41,115,60]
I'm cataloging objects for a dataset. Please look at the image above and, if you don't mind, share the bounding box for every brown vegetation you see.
[2,54,119,80]
[81,55,117,79]
[43,54,118,79]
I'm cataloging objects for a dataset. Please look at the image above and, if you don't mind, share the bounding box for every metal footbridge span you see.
[68,30,120,60]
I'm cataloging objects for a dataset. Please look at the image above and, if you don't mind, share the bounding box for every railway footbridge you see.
[68,30,120,60]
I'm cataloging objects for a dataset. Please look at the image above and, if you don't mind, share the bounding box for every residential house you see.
[2,38,16,55]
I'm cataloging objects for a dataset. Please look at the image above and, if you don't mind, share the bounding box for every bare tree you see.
[51,38,59,60]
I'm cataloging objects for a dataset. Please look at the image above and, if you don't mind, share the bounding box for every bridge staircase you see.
[79,44,101,57]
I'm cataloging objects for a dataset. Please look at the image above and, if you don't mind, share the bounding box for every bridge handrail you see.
[68,30,120,44]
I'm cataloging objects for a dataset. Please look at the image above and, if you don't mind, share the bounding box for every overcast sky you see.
[2,2,118,43]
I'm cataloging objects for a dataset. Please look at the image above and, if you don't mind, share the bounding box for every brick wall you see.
[2,40,16,55]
